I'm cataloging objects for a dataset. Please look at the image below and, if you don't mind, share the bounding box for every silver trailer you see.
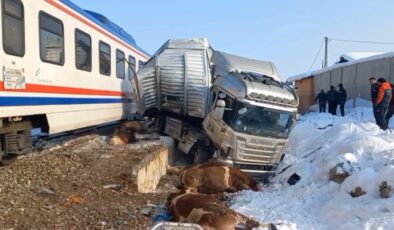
[135,38,212,119]
[135,38,299,175]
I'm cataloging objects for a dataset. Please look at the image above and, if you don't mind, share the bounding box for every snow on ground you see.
[231,98,394,230]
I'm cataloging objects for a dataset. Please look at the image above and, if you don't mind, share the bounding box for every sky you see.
[72,0,394,79]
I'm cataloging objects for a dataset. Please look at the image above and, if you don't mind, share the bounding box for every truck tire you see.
[154,115,166,133]
[192,144,213,164]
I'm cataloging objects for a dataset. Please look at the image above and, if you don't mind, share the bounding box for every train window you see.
[128,55,136,81]
[116,49,125,79]
[99,41,111,76]
[2,0,25,56]
[39,12,64,65]
[75,29,92,71]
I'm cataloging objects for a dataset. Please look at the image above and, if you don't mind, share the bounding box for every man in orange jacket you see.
[385,84,394,126]
[375,78,392,130]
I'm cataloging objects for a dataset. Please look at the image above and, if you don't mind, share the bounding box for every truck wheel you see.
[154,115,166,133]
[192,144,212,164]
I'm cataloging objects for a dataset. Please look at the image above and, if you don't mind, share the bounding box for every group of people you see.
[369,77,394,130]
[314,77,394,130]
[315,84,347,116]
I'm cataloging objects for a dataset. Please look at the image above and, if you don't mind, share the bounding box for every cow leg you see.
[225,187,238,193]
[268,223,278,230]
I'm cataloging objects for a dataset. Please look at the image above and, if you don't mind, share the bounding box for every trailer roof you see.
[212,51,281,81]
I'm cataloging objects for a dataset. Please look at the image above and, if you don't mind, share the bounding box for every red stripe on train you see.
[0,81,133,97]
[45,0,149,60]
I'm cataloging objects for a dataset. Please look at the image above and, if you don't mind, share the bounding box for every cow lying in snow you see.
[168,189,277,230]
[179,161,259,194]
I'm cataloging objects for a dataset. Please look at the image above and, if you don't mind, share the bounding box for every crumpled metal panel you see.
[159,49,186,115]
[184,51,209,118]
[138,60,157,112]
[157,48,210,118]
[212,51,281,81]
[137,38,212,118]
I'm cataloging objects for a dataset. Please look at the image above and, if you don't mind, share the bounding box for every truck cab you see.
[203,52,298,175]
[135,38,299,175]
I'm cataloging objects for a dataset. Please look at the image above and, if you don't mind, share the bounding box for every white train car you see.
[0,0,149,159]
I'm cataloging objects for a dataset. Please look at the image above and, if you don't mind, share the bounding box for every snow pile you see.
[231,98,394,230]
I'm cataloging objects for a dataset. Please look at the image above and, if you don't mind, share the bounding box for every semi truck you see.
[134,38,299,175]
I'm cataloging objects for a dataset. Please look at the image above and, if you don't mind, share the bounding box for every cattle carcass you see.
[109,121,152,145]
[179,161,259,194]
[168,190,276,230]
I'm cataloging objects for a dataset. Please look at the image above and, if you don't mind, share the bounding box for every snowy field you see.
[231,98,394,230]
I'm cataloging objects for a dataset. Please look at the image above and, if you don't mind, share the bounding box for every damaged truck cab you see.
[203,52,298,174]
[135,38,299,175]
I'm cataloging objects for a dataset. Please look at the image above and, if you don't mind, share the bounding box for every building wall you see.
[295,77,315,112]
[297,57,394,111]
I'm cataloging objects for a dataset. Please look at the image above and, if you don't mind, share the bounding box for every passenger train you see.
[0,0,149,160]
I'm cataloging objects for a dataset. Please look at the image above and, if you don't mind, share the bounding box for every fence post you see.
[353,64,358,108]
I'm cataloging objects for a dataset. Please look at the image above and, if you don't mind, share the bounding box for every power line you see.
[330,38,394,45]
[309,40,324,71]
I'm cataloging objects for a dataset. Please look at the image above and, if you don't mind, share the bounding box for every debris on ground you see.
[329,161,355,184]
[287,173,301,186]
[380,181,392,199]
[350,186,367,198]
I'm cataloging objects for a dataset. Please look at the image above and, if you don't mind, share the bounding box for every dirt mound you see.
[0,134,176,229]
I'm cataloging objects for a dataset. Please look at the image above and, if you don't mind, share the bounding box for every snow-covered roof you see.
[340,52,384,62]
[288,51,394,82]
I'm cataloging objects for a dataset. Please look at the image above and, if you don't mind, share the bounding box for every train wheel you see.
[0,120,32,166]
[5,129,32,155]
[0,154,18,166]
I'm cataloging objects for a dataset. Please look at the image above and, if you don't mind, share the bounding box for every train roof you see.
[60,0,149,58]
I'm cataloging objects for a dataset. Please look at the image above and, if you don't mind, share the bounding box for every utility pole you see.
[324,36,328,68]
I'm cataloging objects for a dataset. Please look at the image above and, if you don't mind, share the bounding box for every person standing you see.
[385,83,394,126]
[326,86,339,115]
[370,77,380,123]
[338,83,347,116]
[375,78,392,130]
[315,90,327,113]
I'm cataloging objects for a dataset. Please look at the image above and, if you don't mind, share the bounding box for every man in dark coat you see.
[375,78,392,130]
[370,77,379,123]
[385,83,394,126]
[338,83,347,116]
[326,86,339,115]
[315,90,327,113]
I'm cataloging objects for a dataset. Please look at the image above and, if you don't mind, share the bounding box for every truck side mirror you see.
[212,99,225,120]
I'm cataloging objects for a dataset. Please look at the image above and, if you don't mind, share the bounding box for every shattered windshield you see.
[231,102,294,138]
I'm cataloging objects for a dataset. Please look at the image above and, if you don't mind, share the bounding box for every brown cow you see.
[109,121,150,145]
[179,161,260,194]
[168,190,276,230]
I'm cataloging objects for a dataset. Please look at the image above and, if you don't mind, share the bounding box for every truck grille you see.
[237,138,285,164]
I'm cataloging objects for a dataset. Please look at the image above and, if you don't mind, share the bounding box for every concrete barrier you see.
[132,146,169,193]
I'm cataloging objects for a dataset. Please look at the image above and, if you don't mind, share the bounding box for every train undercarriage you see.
[0,117,42,164]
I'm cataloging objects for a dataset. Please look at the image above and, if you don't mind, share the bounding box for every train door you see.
[2,0,26,90]
[0,0,32,163]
